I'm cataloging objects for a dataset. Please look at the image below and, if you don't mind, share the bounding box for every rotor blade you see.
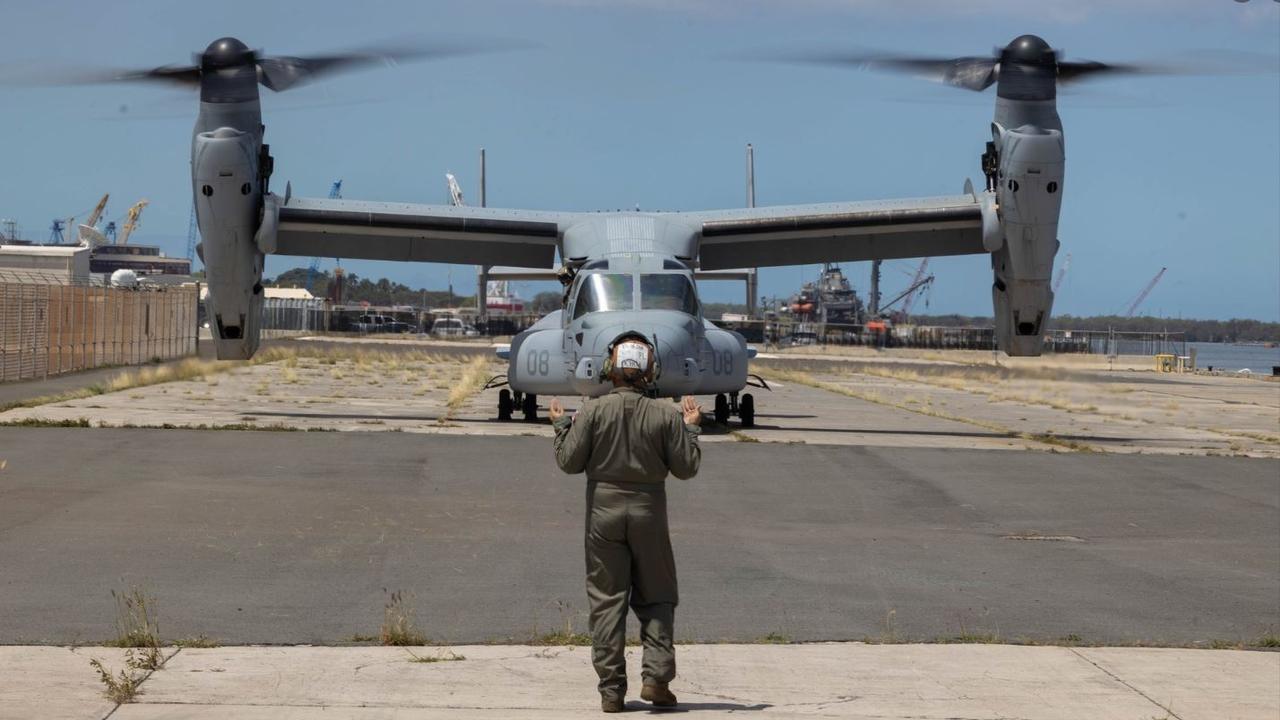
[114,65,202,87]
[771,52,999,92]
[1058,51,1280,84]
[257,40,526,92]
[0,64,200,88]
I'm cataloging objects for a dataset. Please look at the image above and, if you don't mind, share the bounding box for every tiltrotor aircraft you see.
[95,35,1157,425]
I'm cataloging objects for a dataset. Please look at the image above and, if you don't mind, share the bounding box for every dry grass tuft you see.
[108,586,161,649]
[380,589,427,646]
[447,357,493,413]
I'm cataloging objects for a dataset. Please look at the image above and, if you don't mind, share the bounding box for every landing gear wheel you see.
[522,393,539,422]
[739,393,755,428]
[714,394,730,425]
[498,389,513,421]
[512,390,524,409]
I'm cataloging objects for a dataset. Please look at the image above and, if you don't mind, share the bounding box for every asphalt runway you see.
[0,428,1275,646]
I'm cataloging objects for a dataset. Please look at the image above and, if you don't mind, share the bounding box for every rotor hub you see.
[202,37,255,70]
[1001,35,1056,68]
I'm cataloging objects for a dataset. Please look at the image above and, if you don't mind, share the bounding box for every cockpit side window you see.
[573,273,634,320]
[640,274,699,316]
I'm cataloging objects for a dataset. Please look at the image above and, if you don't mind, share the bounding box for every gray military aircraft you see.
[94,34,1157,426]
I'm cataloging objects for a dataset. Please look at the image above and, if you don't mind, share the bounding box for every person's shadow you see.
[623,700,771,712]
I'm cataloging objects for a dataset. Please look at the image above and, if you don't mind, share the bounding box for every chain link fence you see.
[1,278,198,382]
[712,317,1185,356]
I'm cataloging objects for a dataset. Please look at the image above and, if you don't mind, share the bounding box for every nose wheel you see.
[498,389,513,421]
[521,393,539,422]
[497,389,539,422]
[714,392,756,428]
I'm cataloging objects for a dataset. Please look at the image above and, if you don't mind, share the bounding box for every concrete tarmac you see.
[0,429,1275,646]
[6,644,1277,720]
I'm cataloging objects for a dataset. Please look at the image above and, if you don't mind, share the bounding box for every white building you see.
[0,244,91,283]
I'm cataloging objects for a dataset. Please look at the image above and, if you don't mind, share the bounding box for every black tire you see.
[714,394,730,425]
[498,389,513,421]
[739,393,755,428]
[522,393,538,422]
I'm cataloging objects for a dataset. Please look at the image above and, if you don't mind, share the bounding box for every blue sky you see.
[1,0,1276,320]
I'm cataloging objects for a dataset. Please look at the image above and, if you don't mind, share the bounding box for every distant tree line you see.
[914,313,1280,343]
[269,267,472,308]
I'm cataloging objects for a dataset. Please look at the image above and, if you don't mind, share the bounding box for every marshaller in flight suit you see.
[551,337,701,712]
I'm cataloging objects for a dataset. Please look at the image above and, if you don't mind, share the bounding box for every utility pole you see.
[869,260,882,317]
[745,144,758,317]
[476,148,490,330]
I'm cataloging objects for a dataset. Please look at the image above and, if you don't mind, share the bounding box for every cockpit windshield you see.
[573,273,634,319]
[640,274,699,316]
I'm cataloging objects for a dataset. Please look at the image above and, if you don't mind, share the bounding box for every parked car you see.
[353,314,413,334]
[430,317,480,337]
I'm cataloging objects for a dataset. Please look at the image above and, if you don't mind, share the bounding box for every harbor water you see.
[1188,342,1280,374]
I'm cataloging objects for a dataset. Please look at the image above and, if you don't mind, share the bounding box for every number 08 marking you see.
[711,350,734,375]
[527,349,551,376]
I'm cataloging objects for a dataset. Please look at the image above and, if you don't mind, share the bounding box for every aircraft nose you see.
[598,322,700,394]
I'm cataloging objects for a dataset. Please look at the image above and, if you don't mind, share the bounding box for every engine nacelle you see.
[990,123,1062,356]
[697,323,749,395]
[509,320,572,395]
[194,127,264,360]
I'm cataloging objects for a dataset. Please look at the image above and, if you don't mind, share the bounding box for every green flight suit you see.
[552,386,701,698]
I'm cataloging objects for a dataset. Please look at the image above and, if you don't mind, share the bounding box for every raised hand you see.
[680,396,703,426]
[548,398,566,422]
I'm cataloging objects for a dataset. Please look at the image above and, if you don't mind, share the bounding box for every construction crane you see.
[1052,252,1072,293]
[900,258,931,316]
[1124,267,1167,317]
[185,202,199,265]
[446,173,465,206]
[304,180,342,294]
[48,219,66,243]
[84,194,109,230]
[880,272,935,316]
[117,200,149,245]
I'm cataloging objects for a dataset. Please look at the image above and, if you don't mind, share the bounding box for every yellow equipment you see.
[118,199,149,245]
[84,194,110,229]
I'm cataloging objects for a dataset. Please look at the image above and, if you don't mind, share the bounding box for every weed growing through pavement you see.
[109,586,160,649]
[406,648,466,663]
[533,600,592,646]
[173,635,219,648]
[380,589,426,646]
[90,636,164,704]
[0,417,92,428]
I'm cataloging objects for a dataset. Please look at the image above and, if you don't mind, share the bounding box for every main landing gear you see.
[498,389,539,422]
[714,391,755,428]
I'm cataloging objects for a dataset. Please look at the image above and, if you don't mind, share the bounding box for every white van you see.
[429,317,480,337]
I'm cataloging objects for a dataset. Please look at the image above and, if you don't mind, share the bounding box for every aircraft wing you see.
[486,266,561,282]
[691,195,986,271]
[273,197,569,268]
